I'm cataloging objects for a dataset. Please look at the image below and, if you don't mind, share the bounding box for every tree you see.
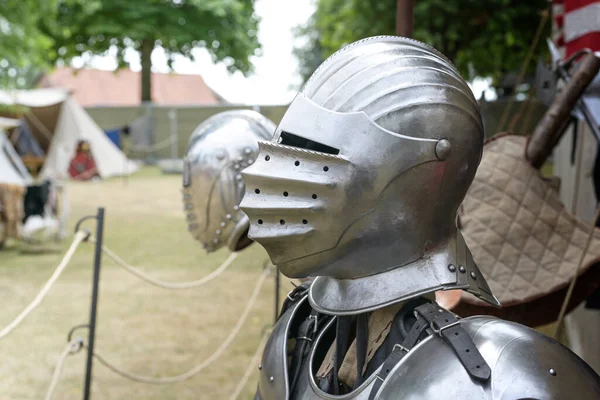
[46,0,261,102]
[294,0,550,87]
[0,0,58,88]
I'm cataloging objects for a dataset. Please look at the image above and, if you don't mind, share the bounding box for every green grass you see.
[0,167,288,399]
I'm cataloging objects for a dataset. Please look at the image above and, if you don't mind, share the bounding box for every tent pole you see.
[169,109,178,161]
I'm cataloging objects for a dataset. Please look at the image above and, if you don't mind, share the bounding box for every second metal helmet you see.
[183,110,275,252]
[241,36,498,314]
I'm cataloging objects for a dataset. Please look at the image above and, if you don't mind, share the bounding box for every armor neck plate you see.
[309,229,499,316]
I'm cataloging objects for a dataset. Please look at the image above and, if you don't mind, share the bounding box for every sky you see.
[83,0,494,105]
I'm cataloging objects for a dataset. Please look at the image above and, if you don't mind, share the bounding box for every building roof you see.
[37,67,226,107]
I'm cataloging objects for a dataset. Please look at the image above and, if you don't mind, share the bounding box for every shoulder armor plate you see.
[376,316,600,399]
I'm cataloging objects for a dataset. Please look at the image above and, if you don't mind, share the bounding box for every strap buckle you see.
[308,314,318,334]
[430,320,461,337]
[392,343,410,353]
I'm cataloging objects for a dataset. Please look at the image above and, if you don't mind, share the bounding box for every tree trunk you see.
[140,38,154,103]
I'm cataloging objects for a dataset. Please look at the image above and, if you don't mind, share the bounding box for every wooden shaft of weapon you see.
[526,53,600,169]
[396,0,414,37]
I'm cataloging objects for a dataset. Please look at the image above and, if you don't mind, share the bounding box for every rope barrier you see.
[45,339,83,400]
[91,266,272,384]
[0,231,87,340]
[87,236,239,290]
[229,332,269,400]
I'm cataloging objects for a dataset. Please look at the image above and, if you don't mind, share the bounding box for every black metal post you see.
[83,208,105,400]
[274,268,280,324]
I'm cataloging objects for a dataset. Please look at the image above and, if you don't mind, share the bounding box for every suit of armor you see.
[239,36,600,399]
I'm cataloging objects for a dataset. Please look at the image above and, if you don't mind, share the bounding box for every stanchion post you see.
[274,267,280,324]
[81,208,105,400]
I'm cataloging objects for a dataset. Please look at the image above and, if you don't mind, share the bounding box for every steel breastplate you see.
[256,294,380,400]
[257,297,600,400]
[290,317,380,400]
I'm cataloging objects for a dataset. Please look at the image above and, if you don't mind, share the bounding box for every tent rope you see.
[497,9,550,132]
[552,205,600,339]
[26,112,53,141]
[130,135,175,153]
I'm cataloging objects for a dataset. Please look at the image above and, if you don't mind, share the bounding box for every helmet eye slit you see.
[279,131,340,155]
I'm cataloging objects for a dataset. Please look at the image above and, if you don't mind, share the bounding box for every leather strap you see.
[368,312,429,400]
[369,301,491,400]
[414,302,491,381]
[354,313,369,387]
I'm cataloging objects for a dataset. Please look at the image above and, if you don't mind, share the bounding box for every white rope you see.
[130,135,174,153]
[0,231,87,339]
[92,267,272,384]
[229,332,269,400]
[88,236,239,290]
[553,204,600,339]
[44,339,82,400]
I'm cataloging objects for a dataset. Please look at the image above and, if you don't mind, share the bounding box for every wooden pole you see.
[526,53,600,169]
[396,0,415,38]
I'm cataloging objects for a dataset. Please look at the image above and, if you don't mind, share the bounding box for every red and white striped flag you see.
[553,0,600,59]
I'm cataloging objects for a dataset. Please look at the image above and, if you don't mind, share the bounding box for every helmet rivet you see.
[233,205,240,211]
[470,271,477,279]
[226,214,232,220]
[269,376,274,382]
[237,157,243,162]
[258,364,262,370]
[234,164,240,170]
[549,368,556,376]
[458,265,466,273]
[448,264,456,272]
[216,230,221,235]
[236,174,242,181]
[435,139,452,161]
[216,151,225,160]
[221,222,226,227]
[245,148,252,155]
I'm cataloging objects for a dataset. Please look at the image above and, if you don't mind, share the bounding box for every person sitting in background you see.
[68,140,99,181]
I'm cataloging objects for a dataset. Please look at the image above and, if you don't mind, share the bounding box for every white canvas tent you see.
[0,88,138,179]
[0,130,32,186]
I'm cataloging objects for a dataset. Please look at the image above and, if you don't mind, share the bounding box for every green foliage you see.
[45,0,261,75]
[294,0,550,86]
[0,0,58,88]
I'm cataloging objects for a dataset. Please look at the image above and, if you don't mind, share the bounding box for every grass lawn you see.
[0,167,289,399]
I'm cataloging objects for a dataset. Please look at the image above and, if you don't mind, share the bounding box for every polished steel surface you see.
[377,316,600,399]
[291,317,380,400]
[183,110,275,252]
[240,36,497,314]
[257,296,309,400]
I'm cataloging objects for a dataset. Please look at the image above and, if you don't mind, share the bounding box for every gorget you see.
[309,228,500,315]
